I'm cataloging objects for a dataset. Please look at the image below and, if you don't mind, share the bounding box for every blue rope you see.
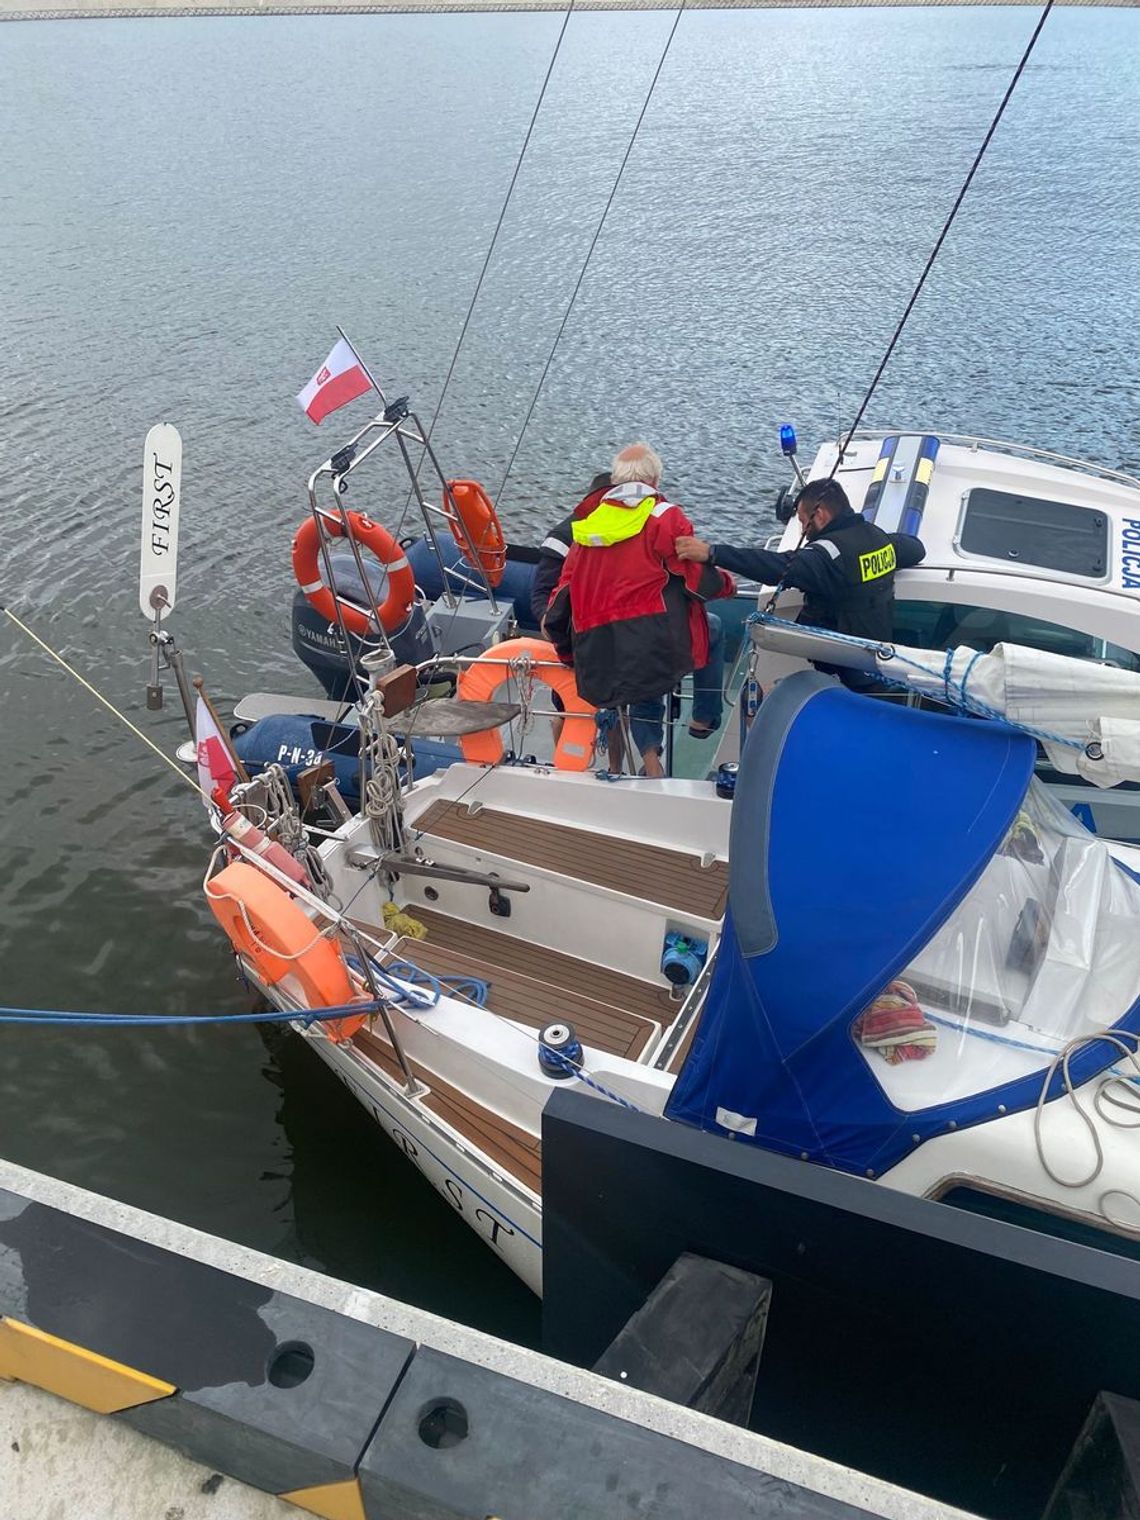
[0,1001,382,1028]
[344,953,439,1010]
[387,959,489,1009]
[749,612,1085,752]
[543,1047,645,1111]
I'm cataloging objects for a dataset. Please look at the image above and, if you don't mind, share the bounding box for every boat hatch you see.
[958,486,1108,579]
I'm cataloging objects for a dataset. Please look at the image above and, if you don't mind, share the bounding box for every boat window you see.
[892,600,1140,672]
[959,487,1108,578]
[934,1184,1140,1259]
[852,779,1140,1112]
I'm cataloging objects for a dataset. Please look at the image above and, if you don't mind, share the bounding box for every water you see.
[0,5,1137,1343]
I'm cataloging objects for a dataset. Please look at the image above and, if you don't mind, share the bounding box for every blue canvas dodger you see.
[665,673,1043,1176]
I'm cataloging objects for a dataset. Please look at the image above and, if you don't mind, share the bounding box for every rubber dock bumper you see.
[0,1188,410,1518]
[0,1180,895,1520]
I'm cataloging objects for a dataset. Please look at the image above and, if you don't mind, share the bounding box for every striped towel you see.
[853,979,937,1065]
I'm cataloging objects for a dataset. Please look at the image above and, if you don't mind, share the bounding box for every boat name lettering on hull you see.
[435,1178,516,1249]
[1122,519,1140,588]
[474,1207,515,1249]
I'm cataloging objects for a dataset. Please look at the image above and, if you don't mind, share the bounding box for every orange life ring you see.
[444,480,506,588]
[456,637,596,771]
[205,860,368,1043]
[291,512,416,636]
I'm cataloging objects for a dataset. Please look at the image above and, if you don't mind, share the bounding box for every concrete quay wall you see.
[1,0,1135,21]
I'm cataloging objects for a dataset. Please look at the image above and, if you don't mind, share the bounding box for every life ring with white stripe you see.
[205,861,368,1043]
[291,512,416,636]
[457,637,596,771]
[445,480,507,588]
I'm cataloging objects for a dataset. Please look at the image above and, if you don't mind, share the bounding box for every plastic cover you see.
[856,779,1140,1112]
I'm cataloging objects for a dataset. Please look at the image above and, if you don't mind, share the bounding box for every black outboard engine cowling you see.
[291,551,435,701]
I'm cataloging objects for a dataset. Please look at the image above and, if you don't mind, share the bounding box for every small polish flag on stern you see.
[296,336,373,424]
[195,693,239,804]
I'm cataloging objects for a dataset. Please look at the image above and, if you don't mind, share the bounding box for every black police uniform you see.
[530,515,573,628]
[709,506,924,642]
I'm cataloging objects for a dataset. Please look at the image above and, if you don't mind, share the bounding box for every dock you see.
[0,1154,972,1520]
[0,0,1132,23]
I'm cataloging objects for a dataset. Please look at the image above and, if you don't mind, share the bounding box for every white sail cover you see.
[749,620,1140,787]
[883,642,1140,787]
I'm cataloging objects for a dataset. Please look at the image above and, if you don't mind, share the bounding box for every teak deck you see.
[408,905,677,1029]
[412,799,729,920]
[348,898,686,1194]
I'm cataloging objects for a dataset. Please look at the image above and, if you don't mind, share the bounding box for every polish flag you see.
[296,337,373,425]
[196,693,239,804]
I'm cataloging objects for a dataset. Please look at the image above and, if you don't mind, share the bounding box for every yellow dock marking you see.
[0,1317,176,1414]
[281,1477,367,1520]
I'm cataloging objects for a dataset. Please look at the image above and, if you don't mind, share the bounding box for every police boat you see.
[714,427,1140,840]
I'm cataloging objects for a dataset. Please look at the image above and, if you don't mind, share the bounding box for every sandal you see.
[688,721,717,740]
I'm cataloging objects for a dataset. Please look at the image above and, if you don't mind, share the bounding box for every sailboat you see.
[185,0,1140,1295]
[203,633,1140,1295]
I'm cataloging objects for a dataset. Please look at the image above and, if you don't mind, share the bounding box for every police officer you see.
[675,477,925,654]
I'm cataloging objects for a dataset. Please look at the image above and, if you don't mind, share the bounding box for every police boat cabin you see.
[725,429,1140,840]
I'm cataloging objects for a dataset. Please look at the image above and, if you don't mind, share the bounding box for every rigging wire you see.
[400,0,581,517]
[1,604,208,801]
[494,0,689,512]
[833,0,1056,471]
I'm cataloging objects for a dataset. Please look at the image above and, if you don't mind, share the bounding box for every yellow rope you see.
[1,604,207,799]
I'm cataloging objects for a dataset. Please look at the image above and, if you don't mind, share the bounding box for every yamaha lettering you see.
[858,543,896,582]
[1123,519,1140,589]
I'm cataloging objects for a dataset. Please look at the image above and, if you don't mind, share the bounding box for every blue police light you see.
[779,424,798,457]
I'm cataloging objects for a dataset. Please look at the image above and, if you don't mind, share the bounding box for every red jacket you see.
[542,482,735,708]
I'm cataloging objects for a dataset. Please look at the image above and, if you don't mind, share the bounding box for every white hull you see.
[302,1025,544,1294]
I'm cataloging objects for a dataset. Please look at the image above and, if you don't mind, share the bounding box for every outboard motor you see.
[292,551,434,701]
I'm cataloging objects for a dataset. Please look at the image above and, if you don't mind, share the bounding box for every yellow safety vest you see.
[571,496,659,548]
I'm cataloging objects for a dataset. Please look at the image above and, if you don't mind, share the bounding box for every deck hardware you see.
[489,878,511,917]
[347,849,529,897]
[699,851,717,870]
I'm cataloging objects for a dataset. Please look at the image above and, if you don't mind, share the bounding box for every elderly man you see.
[543,442,734,777]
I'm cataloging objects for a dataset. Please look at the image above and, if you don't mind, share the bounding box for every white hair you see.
[610,442,662,488]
